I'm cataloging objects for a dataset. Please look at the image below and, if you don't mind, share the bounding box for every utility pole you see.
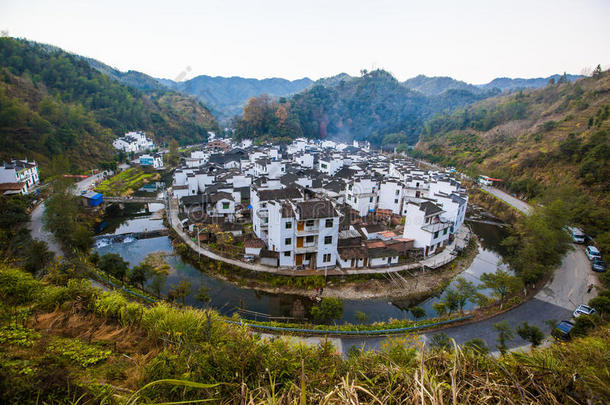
[197,225,201,258]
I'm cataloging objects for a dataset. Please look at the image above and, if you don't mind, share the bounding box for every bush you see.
[0,266,40,305]
[92,291,129,321]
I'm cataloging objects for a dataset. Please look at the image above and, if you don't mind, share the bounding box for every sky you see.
[1,0,609,84]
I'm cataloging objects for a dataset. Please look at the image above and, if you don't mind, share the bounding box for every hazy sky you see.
[1,0,609,83]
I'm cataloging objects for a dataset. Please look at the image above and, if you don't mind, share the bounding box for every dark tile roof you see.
[257,187,303,201]
[419,201,443,216]
[296,200,337,219]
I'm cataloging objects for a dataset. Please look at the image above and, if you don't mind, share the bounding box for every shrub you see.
[47,337,112,368]
[92,291,129,321]
[0,266,40,305]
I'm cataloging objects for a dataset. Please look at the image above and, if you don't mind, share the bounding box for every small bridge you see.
[103,196,165,204]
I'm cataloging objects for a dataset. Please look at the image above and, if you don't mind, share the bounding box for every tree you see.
[310,297,344,324]
[588,295,610,315]
[429,332,451,351]
[516,322,545,347]
[479,269,523,308]
[441,288,460,314]
[98,253,129,283]
[454,276,477,312]
[494,321,514,355]
[168,280,191,305]
[354,310,368,324]
[128,263,152,289]
[432,301,447,317]
[195,285,211,306]
[464,338,489,355]
[150,272,167,298]
[167,139,179,166]
[409,306,426,319]
[592,64,603,78]
[23,240,54,274]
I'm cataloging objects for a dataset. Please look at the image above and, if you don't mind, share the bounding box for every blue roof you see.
[83,191,103,199]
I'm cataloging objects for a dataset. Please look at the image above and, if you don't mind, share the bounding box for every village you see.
[170,135,470,273]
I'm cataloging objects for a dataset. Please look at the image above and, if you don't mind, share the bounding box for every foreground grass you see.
[1,264,609,404]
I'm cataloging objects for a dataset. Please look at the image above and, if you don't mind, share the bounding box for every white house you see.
[402,200,452,257]
[266,199,340,269]
[377,179,404,214]
[345,177,379,217]
[0,159,39,193]
[112,131,154,153]
[139,153,163,168]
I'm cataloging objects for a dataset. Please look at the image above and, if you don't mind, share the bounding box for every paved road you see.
[481,185,532,215]
[269,189,595,354]
[29,175,102,257]
[340,247,596,354]
[29,202,63,256]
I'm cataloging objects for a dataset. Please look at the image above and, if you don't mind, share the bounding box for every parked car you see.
[567,226,586,244]
[585,246,601,261]
[573,304,597,318]
[592,258,606,272]
[552,320,575,341]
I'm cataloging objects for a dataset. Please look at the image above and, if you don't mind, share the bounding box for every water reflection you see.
[94,213,511,324]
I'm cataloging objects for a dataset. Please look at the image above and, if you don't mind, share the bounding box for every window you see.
[324,236,332,245]
[354,197,358,203]
[394,199,398,204]
[284,251,291,257]
[222,202,230,209]
[395,189,400,195]
[323,253,332,263]
[369,197,373,202]
[264,217,268,223]
[325,219,333,228]
[348,184,353,191]
[321,163,328,169]
[434,231,439,238]
[443,228,448,235]
[306,235,314,243]
[306,219,315,227]
[347,195,352,200]
[285,238,292,245]
[285,221,292,229]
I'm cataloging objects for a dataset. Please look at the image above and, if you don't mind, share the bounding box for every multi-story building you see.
[402,200,452,256]
[112,131,154,153]
[345,177,379,217]
[0,159,39,194]
[267,199,340,269]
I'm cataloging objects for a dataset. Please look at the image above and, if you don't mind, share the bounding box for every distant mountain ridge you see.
[160,75,313,120]
[403,74,583,96]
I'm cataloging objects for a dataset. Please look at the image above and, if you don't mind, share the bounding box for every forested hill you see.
[0,38,220,172]
[414,68,609,239]
[232,69,496,146]
[160,75,314,120]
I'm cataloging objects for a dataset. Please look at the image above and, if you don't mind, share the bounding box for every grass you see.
[1,263,609,404]
[95,167,160,196]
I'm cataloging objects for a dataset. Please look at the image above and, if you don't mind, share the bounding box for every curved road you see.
[338,186,597,354]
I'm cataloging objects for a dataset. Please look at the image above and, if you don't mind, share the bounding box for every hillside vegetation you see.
[233,69,496,146]
[414,69,610,245]
[161,74,314,120]
[0,38,220,171]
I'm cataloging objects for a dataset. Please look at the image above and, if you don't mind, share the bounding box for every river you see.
[94,185,511,324]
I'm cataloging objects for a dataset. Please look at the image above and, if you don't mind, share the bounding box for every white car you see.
[573,304,597,318]
[585,246,601,261]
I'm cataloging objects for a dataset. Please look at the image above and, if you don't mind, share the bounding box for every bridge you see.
[103,196,165,204]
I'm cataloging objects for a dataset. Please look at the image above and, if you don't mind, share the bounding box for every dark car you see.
[592,258,606,272]
[552,320,574,341]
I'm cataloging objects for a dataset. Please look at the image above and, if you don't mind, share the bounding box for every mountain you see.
[0,37,220,171]
[85,58,168,93]
[403,74,583,96]
[403,75,482,96]
[160,75,314,120]
[232,69,495,146]
[414,69,608,239]
[477,74,583,92]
